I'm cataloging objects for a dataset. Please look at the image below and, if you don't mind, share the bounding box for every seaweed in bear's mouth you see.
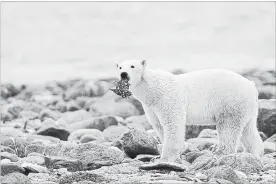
[110,79,132,98]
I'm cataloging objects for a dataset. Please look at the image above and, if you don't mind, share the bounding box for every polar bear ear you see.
[141,60,147,67]
[115,62,119,68]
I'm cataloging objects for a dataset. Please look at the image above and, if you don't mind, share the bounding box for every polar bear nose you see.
[120,72,128,79]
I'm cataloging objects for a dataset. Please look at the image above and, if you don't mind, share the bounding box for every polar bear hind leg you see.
[240,113,264,157]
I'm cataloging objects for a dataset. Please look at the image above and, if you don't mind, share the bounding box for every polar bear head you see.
[116,59,147,86]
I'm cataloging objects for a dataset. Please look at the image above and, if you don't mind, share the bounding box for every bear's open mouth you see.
[110,79,132,98]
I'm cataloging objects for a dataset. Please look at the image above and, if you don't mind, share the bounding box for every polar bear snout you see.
[120,72,129,80]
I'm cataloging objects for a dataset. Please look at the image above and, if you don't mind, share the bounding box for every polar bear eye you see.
[119,67,122,69]
[131,65,135,68]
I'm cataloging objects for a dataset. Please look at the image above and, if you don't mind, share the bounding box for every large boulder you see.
[69,142,124,169]
[258,99,276,137]
[125,115,152,131]
[68,129,104,143]
[89,99,141,118]
[1,84,20,99]
[120,129,160,158]
[36,118,70,141]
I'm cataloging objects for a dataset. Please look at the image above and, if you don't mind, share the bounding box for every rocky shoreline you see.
[1,68,275,184]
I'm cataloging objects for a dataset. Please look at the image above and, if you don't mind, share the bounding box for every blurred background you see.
[1,2,275,84]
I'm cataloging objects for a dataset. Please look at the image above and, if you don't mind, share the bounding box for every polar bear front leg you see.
[157,111,186,164]
[143,104,164,142]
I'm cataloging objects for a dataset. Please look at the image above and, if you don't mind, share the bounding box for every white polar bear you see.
[116,59,264,164]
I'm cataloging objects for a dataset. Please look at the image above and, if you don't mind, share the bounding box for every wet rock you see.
[258,99,276,137]
[197,129,218,138]
[58,171,109,184]
[21,162,48,173]
[39,109,60,121]
[1,163,25,176]
[69,142,124,168]
[68,129,104,143]
[103,125,129,142]
[89,99,141,118]
[125,115,152,131]
[140,162,188,172]
[36,118,70,141]
[120,129,160,158]
[1,152,19,162]
[45,156,83,172]
[186,125,216,139]
[67,115,118,132]
[1,172,31,184]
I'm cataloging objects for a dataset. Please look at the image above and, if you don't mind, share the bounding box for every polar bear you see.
[115,59,264,164]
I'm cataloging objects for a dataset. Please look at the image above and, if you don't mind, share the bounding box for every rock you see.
[1,163,25,176]
[45,156,83,172]
[24,102,45,113]
[55,100,67,113]
[216,153,263,174]
[205,165,245,184]
[32,93,61,106]
[1,159,11,165]
[258,99,276,137]
[120,129,160,158]
[258,85,276,99]
[139,162,188,172]
[28,173,58,184]
[6,103,24,119]
[69,142,124,169]
[186,125,216,139]
[171,68,186,75]
[1,172,31,184]
[261,156,276,171]
[197,129,218,138]
[68,129,104,143]
[36,118,70,141]
[20,155,45,166]
[25,144,46,156]
[103,125,129,142]
[242,69,276,86]
[21,162,48,173]
[58,171,109,184]
[1,152,19,162]
[259,131,268,141]
[265,133,276,143]
[1,83,20,99]
[135,154,157,162]
[18,110,39,120]
[25,134,61,145]
[79,134,102,143]
[1,146,16,154]
[39,109,60,121]
[184,150,211,163]
[67,116,118,132]
[264,141,276,154]
[66,100,81,111]
[44,81,64,95]
[58,110,92,124]
[1,137,29,157]
[187,138,218,151]
[125,115,152,131]
[89,99,141,118]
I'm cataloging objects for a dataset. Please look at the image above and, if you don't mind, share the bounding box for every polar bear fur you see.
[116,59,264,163]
